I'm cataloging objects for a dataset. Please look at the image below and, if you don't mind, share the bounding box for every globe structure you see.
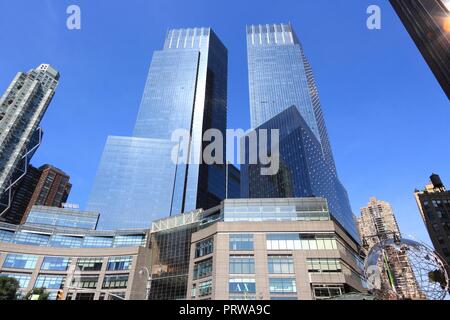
[364,238,449,300]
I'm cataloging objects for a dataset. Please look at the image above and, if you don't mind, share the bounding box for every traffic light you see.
[56,290,64,300]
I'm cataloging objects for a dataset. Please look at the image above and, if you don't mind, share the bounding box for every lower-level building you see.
[150,198,367,300]
[0,223,151,300]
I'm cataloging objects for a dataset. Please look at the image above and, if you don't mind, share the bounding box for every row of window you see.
[227,233,339,252]
[0,229,146,249]
[0,273,129,290]
[1,254,133,271]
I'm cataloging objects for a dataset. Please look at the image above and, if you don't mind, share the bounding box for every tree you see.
[0,277,20,300]
[24,288,50,300]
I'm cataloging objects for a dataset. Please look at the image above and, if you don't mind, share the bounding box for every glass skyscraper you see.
[243,23,358,240]
[88,28,228,230]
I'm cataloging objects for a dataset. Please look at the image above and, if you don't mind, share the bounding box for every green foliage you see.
[24,287,50,300]
[0,277,20,300]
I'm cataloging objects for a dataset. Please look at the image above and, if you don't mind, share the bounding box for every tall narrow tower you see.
[0,64,59,216]
[88,28,228,230]
[242,23,357,240]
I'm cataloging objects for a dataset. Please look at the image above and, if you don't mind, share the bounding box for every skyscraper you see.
[357,197,426,300]
[88,28,228,230]
[414,174,450,270]
[0,64,59,217]
[0,164,71,225]
[358,197,401,250]
[242,23,358,240]
[390,0,450,99]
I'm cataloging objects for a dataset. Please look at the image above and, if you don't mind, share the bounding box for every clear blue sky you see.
[1,0,449,244]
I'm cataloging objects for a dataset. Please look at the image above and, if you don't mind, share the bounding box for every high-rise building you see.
[389,0,450,99]
[358,197,401,250]
[0,64,59,216]
[242,24,358,241]
[358,197,425,300]
[226,163,241,199]
[414,174,450,270]
[0,164,72,225]
[87,28,228,230]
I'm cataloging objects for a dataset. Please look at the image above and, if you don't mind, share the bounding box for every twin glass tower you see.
[88,23,358,240]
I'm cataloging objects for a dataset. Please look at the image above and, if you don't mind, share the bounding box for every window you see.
[266,233,337,251]
[307,259,342,273]
[75,293,95,300]
[0,273,31,288]
[34,275,65,289]
[49,235,83,248]
[3,254,38,269]
[229,279,256,293]
[77,257,103,271]
[113,235,146,248]
[269,278,297,294]
[230,234,254,251]
[268,256,294,274]
[229,255,255,274]
[196,238,214,258]
[72,275,99,289]
[41,257,71,271]
[13,231,50,246]
[193,258,213,280]
[83,236,114,248]
[0,229,14,243]
[107,256,133,271]
[102,274,129,289]
[312,284,345,300]
[198,280,212,297]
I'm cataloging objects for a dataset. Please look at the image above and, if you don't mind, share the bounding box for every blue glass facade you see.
[241,107,358,241]
[25,206,99,230]
[244,23,358,241]
[88,28,228,230]
[247,23,336,175]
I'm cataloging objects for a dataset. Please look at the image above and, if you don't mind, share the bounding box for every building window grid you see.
[198,280,212,297]
[229,234,254,251]
[107,256,133,271]
[193,258,213,280]
[0,273,31,288]
[269,278,297,294]
[34,275,65,290]
[307,258,342,273]
[268,255,295,274]
[71,275,99,289]
[266,233,338,251]
[195,238,214,258]
[41,257,71,271]
[102,274,129,289]
[229,255,255,274]
[3,254,38,270]
[76,257,104,271]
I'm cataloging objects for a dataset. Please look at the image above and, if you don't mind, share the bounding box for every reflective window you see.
[0,229,14,243]
[0,273,31,288]
[49,235,83,248]
[269,278,297,294]
[3,254,38,269]
[34,275,65,289]
[77,258,103,271]
[102,274,129,289]
[266,233,337,251]
[229,255,255,274]
[41,257,71,271]
[230,234,254,251]
[193,258,213,280]
[268,256,294,274]
[72,275,99,289]
[13,231,50,246]
[83,236,114,248]
[107,256,133,271]
[113,235,146,248]
[195,238,214,258]
[312,284,344,300]
[198,280,212,297]
[307,259,342,273]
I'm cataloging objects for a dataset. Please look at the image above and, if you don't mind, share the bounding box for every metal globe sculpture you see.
[364,237,449,300]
